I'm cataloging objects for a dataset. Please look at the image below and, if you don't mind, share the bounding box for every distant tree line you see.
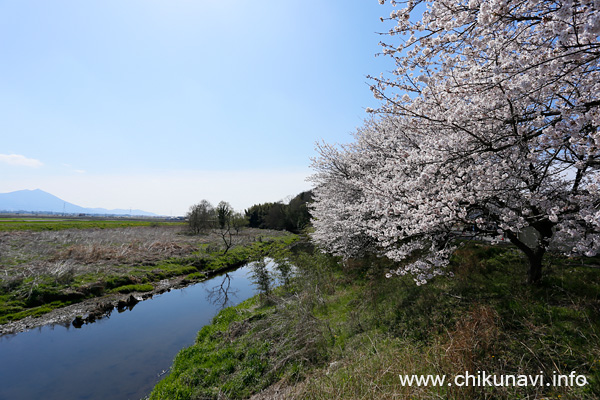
[244,191,313,233]
[186,190,313,236]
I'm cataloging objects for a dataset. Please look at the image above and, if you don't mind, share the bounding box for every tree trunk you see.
[526,250,544,284]
[526,219,554,284]
[505,230,545,284]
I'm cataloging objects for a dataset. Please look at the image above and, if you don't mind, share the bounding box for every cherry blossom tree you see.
[311,0,600,283]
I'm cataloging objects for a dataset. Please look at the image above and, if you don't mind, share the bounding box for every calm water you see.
[0,261,269,400]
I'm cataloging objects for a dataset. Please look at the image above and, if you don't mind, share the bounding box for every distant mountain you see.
[0,189,157,216]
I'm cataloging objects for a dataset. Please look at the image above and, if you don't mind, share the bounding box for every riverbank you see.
[149,243,600,400]
[0,261,271,400]
[0,224,297,334]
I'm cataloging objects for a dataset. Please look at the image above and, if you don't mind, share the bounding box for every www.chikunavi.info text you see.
[399,371,588,387]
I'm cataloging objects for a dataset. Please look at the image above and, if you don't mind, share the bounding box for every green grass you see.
[149,243,600,400]
[0,300,78,323]
[150,297,274,400]
[108,283,154,294]
[0,218,183,231]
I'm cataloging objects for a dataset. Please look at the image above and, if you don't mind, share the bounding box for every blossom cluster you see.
[311,0,600,284]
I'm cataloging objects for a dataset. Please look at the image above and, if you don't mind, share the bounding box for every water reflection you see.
[206,273,240,309]
[0,262,264,400]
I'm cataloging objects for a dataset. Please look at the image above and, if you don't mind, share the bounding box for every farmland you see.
[0,215,181,231]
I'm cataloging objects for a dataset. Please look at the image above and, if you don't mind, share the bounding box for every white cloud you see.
[0,154,43,168]
[61,163,85,174]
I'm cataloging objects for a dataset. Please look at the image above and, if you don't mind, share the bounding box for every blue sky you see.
[0,0,395,215]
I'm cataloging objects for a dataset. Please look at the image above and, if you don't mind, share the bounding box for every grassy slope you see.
[150,243,600,400]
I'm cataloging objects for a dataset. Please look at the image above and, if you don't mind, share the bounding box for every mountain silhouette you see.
[0,189,156,216]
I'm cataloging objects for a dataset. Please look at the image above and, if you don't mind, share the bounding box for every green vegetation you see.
[150,243,600,399]
[0,217,182,231]
[108,284,154,294]
[0,226,297,324]
[151,297,270,400]
[245,190,312,233]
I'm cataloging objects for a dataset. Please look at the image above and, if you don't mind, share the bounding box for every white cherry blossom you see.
[311,0,600,284]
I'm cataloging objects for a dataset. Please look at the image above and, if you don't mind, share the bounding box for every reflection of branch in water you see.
[206,273,239,308]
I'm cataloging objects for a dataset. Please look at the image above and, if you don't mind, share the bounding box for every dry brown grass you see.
[296,334,443,400]
[291,307,502,400]
[0,226,283,284]
[442,304,501,400]
[445,305,499,373]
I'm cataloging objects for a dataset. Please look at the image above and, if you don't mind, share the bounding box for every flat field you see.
[0,216,180,231]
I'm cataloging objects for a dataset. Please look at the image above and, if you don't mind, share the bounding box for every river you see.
[0,261,269,400]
